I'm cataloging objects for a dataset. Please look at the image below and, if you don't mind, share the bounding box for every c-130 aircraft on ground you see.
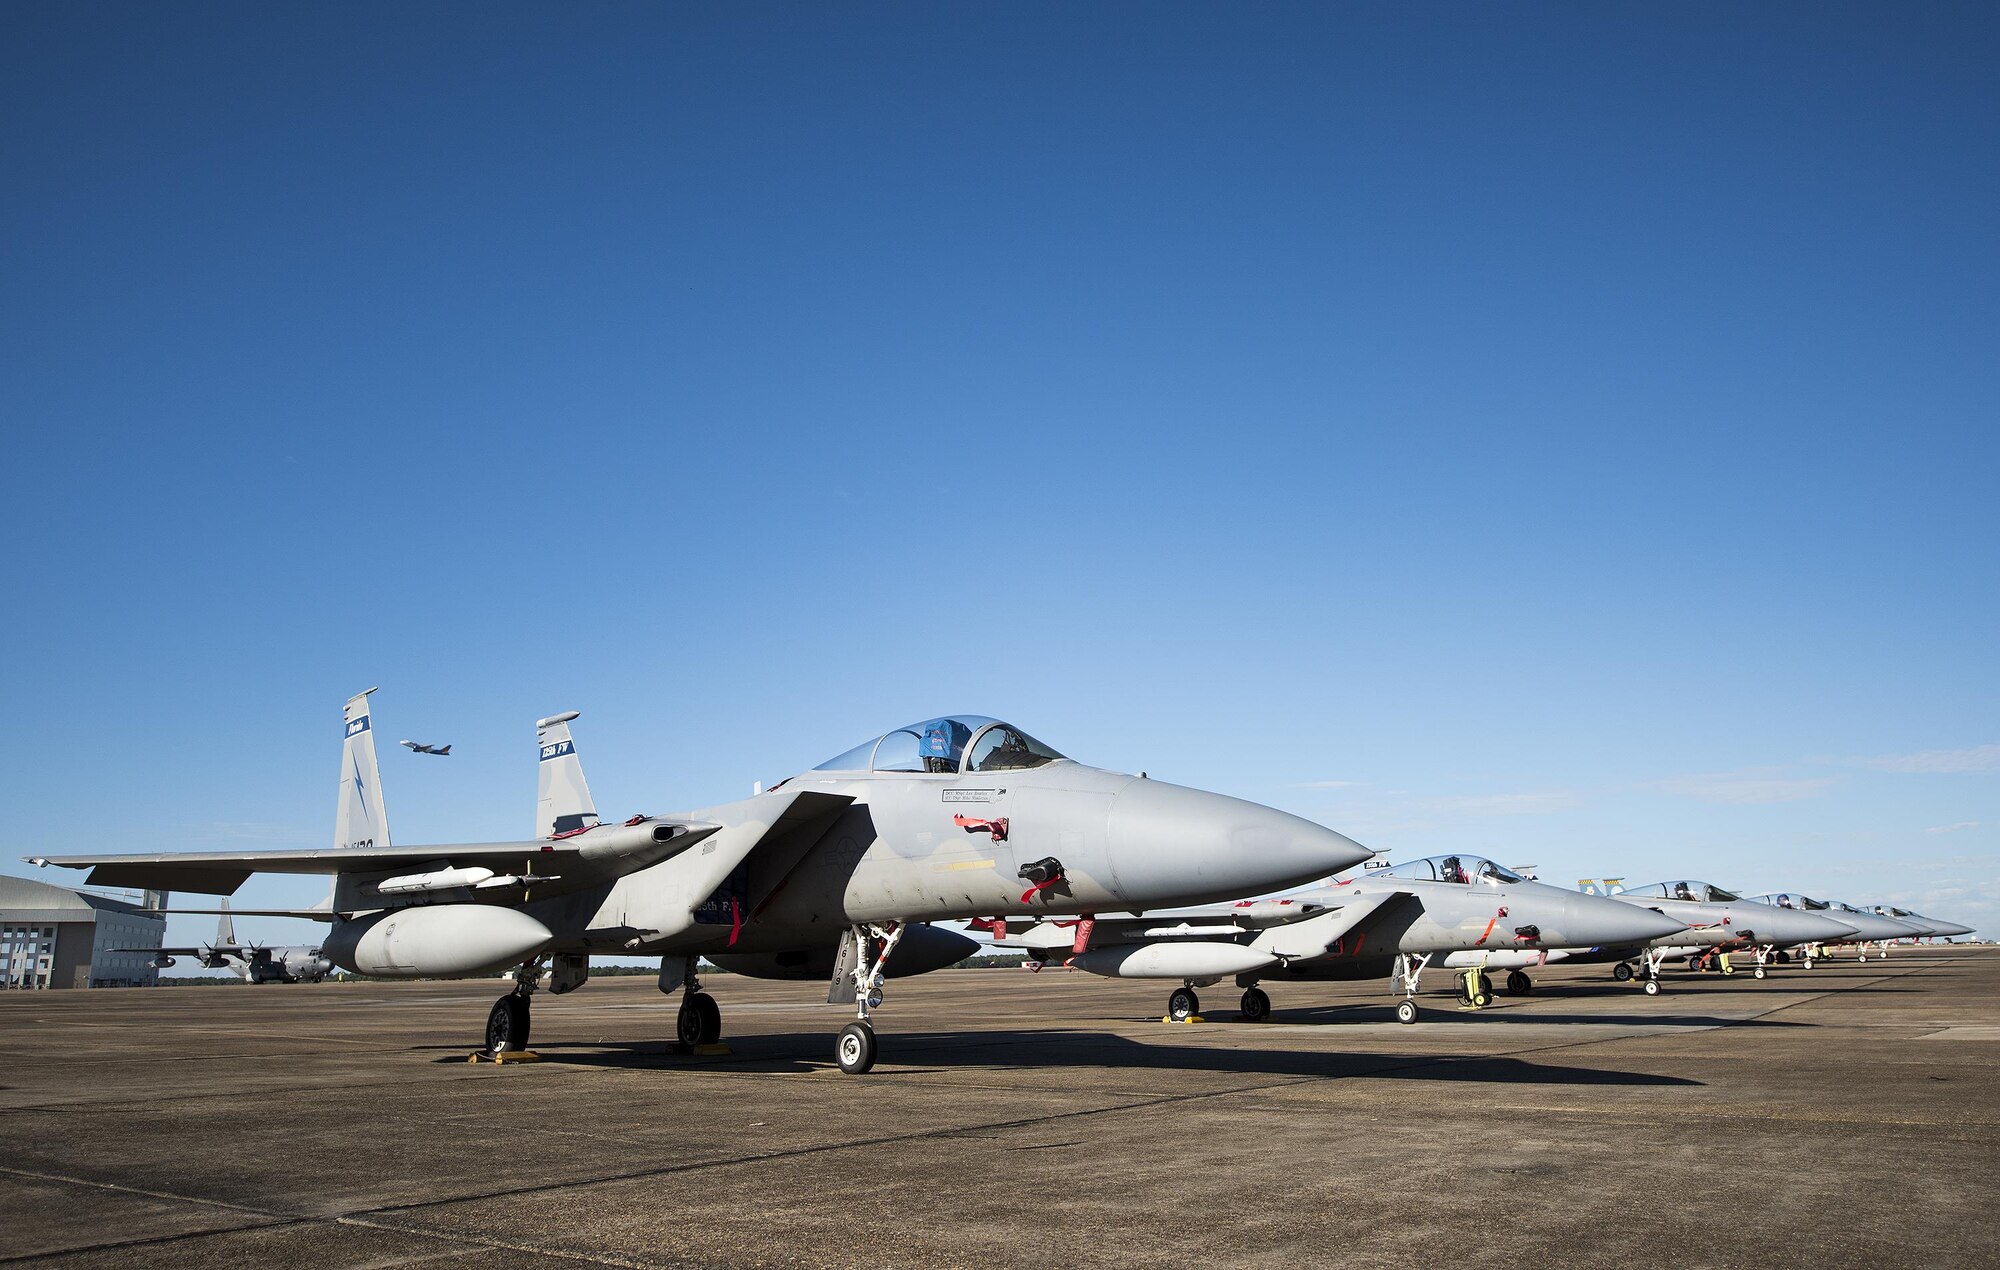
[33,691,1371,1073]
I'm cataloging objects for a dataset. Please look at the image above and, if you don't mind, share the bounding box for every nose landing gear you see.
[832,922,907,1074]
[1389,953,1431,1023]
[1616,948,1668,994]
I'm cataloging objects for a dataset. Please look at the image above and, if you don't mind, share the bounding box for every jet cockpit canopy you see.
[1375,855,1525,886]
[814,716,1067,775]
[1623,880,1743,903]
[1748,893,1832,911]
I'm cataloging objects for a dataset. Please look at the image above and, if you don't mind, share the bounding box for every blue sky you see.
[3,4,1995,956]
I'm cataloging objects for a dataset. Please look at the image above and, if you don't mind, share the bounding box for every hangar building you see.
[0,875,166,989]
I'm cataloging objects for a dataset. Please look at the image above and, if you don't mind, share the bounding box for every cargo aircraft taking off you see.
[400,740,452,756]
[31,693,1371,1073]
[993,855,1685,1022]
[127,900,334,984]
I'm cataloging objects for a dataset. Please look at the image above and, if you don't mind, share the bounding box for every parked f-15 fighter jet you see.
[1744,894,1922,961]
[32,692,1370,1073]
[1565,880,1857,985]
[400,740,451,755]
[1864,905,1974,941]
[993,854,1684,1023]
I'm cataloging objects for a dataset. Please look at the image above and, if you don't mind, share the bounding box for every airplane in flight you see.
[400,740,452,755]
[128,900,334,984]
[32,693,1371,1073]
[1566,880,1858,983]
[989,854,1684,1022]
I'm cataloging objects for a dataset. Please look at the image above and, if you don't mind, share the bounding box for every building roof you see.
[0,873,163,925]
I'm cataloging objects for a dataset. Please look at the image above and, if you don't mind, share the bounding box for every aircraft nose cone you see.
[1616,903,1691,945]
[1106,779,1371,905]
[1552,895,1689,948]
[1762,910,1857,945]
[1927,920,1974,937]
[1843,911,1921,941]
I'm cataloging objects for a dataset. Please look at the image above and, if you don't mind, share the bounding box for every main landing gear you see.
[676,972,722,1048]
[1505,970,1534,997]
[1238,986,1271,1023]
[834,922,907,1074]
[1167,984,1200,1022]
[485,958,540,1053]
[1389,953,1431,1024]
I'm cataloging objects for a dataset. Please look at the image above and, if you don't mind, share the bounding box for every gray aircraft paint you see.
[1001,855,1685,1017]
[35,702,1370,1070]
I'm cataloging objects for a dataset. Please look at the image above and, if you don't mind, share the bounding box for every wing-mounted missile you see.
[1231,898,1330,926]
[329,817,718,911]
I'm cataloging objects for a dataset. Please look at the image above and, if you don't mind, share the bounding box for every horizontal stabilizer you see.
[142,908,338,923]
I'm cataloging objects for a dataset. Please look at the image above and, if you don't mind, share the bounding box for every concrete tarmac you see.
[1,948,1994,1268]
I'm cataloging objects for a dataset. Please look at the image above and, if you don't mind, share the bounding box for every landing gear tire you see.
[836,1021,877,1075]
[1642,979,1661,996]
[1753,966,1767,980]
[485,994,530,1053]
[1395,999,1420,1025]
[1613,963,1635,982]
[677,992,722,1047]
[1506,971,1532,997]
[1239,987,1271,1023]
[1168,986,1200,1022]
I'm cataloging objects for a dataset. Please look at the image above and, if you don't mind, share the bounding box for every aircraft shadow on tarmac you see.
[1266,1006,1809,1029]
[433,1030,1703,1085]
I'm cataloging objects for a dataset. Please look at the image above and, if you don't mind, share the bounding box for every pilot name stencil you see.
[941,788,1002,804]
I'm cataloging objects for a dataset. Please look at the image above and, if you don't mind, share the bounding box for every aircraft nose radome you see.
[1106,779,1371,899]
[1625,906,1691,943]
[1780,911,1859,944]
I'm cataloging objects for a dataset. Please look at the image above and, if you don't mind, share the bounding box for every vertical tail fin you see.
[335,688,392,851]
[216,898,236,947]
[536,710,599,838]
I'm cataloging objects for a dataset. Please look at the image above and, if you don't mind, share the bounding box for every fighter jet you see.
[1864,905,1974,941]
[1743,894,1923,962]
[31,695,1369,1073]
[400,740,452,755]
[124,901,334,984]
[992,854,1684,1023]
[1562,880,1858,984]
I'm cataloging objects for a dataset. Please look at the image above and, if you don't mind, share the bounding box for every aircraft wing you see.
[999,890,1415,962]
[28,817,723,896]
